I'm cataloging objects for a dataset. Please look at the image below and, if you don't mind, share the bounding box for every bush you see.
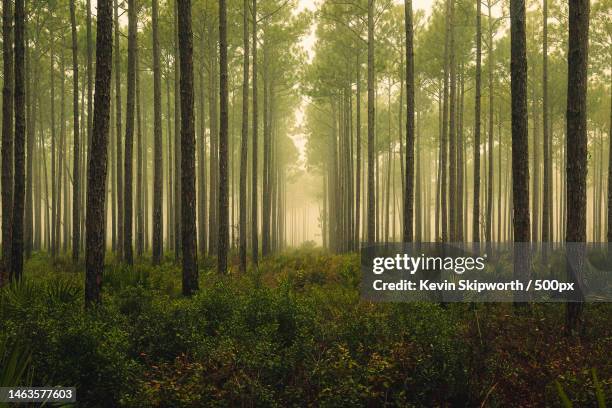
[0,252,608,407]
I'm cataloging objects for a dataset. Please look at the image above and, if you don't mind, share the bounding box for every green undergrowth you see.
[0,250,609,407]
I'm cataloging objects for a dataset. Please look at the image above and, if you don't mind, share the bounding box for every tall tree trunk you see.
[448,0,457,242]
[542,0,551,245]
[531,66,539,242]
[173,0,182,259]
[166,76,173,249]
[178,0,198,292]
[25,46,35,258]
[608,80,612,242]
[403,0,414,243]
[355,55,361,246]
[86,0,93,239]
[473,0,481,243]
[198,64,207,257]
[123,0,137,265]
[70,0,80,261]
[136,46,144,257]
[218,0,229,274]
[2,0,14,281]
[113,0,123,259]
[152,0,163,264]
[366,0,375,244]
[86,0,112,307]
[34,102,41,251]
[251,0,259,263]
[208,40,218,256]
[262,45,271,256]
[11,0,25,280]
[510,0,530,297]
[440,0,450,242]
[565,0,589,332]
[486,0,494,251]
[59,48,66,253]
[239,0,249,272]
[457,67,465,241]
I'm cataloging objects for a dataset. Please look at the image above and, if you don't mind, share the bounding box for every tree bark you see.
[510,0,530,303]
[86,0,113,307]
[178,0,198,292]
[123,0,137,265]
[198,63,207,257]
[251,0,259,263]
[448,0,457,241]
[217,0,229,274]
[542,0,551,245]
[25,45,34,259]
[113,0,123,258]
[239,0,249,272]
[136,46,144,257]
[70,0,80,261]
[2,0,14,281]
[473,0,481,243]
[486,0,494,251]
[152,0,163,264]
[174,0,182,259]
[565,0,589,331]
[11,0,25,280]
[366,0,375,244]
[403,0,414,243]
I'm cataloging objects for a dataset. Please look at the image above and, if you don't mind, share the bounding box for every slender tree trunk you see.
[457,67,464,241]
[152,0,163,264]
[113,0,123,259]
[510,0,530,298]
[473,0,481,243]
[542,0,551,245]
[608,81,612,242]
[366,0,375,244]
[198,64,207,257]
[123,0,137,265]
[136,47,144,257]
[178,0,198,292]
[251,0,259,263]
[70,0,80,261]
[58,48,66,253]
[355,55,361,246]
[11,0,25,280]
[486,0,494,251]
[208,40,218,256]
[239,0,249,272]
[25,39,34,258]
[440,0,450,243]
[565,0,589,331]
[86,0,93,245]
[2,0,14,281]
[217,0,229,274]
[448,0,457,241]
[86,0,112,307]
[531,67,540,242]
[173,0,182,259]
[262,45,271,256]
[403,0,414,243]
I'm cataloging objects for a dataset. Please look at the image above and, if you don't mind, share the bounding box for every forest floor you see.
[0,248,610,407]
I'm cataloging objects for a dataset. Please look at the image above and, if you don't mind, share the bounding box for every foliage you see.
[0,252,610,407]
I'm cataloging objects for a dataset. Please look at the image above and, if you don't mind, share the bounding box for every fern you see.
[555,380,573,408]
[592,368,607,408]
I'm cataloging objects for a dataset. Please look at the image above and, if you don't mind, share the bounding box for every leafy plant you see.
[0,337,32,408]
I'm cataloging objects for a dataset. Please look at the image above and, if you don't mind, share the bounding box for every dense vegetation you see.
[0,0,610,405]
[1,251,610,407]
